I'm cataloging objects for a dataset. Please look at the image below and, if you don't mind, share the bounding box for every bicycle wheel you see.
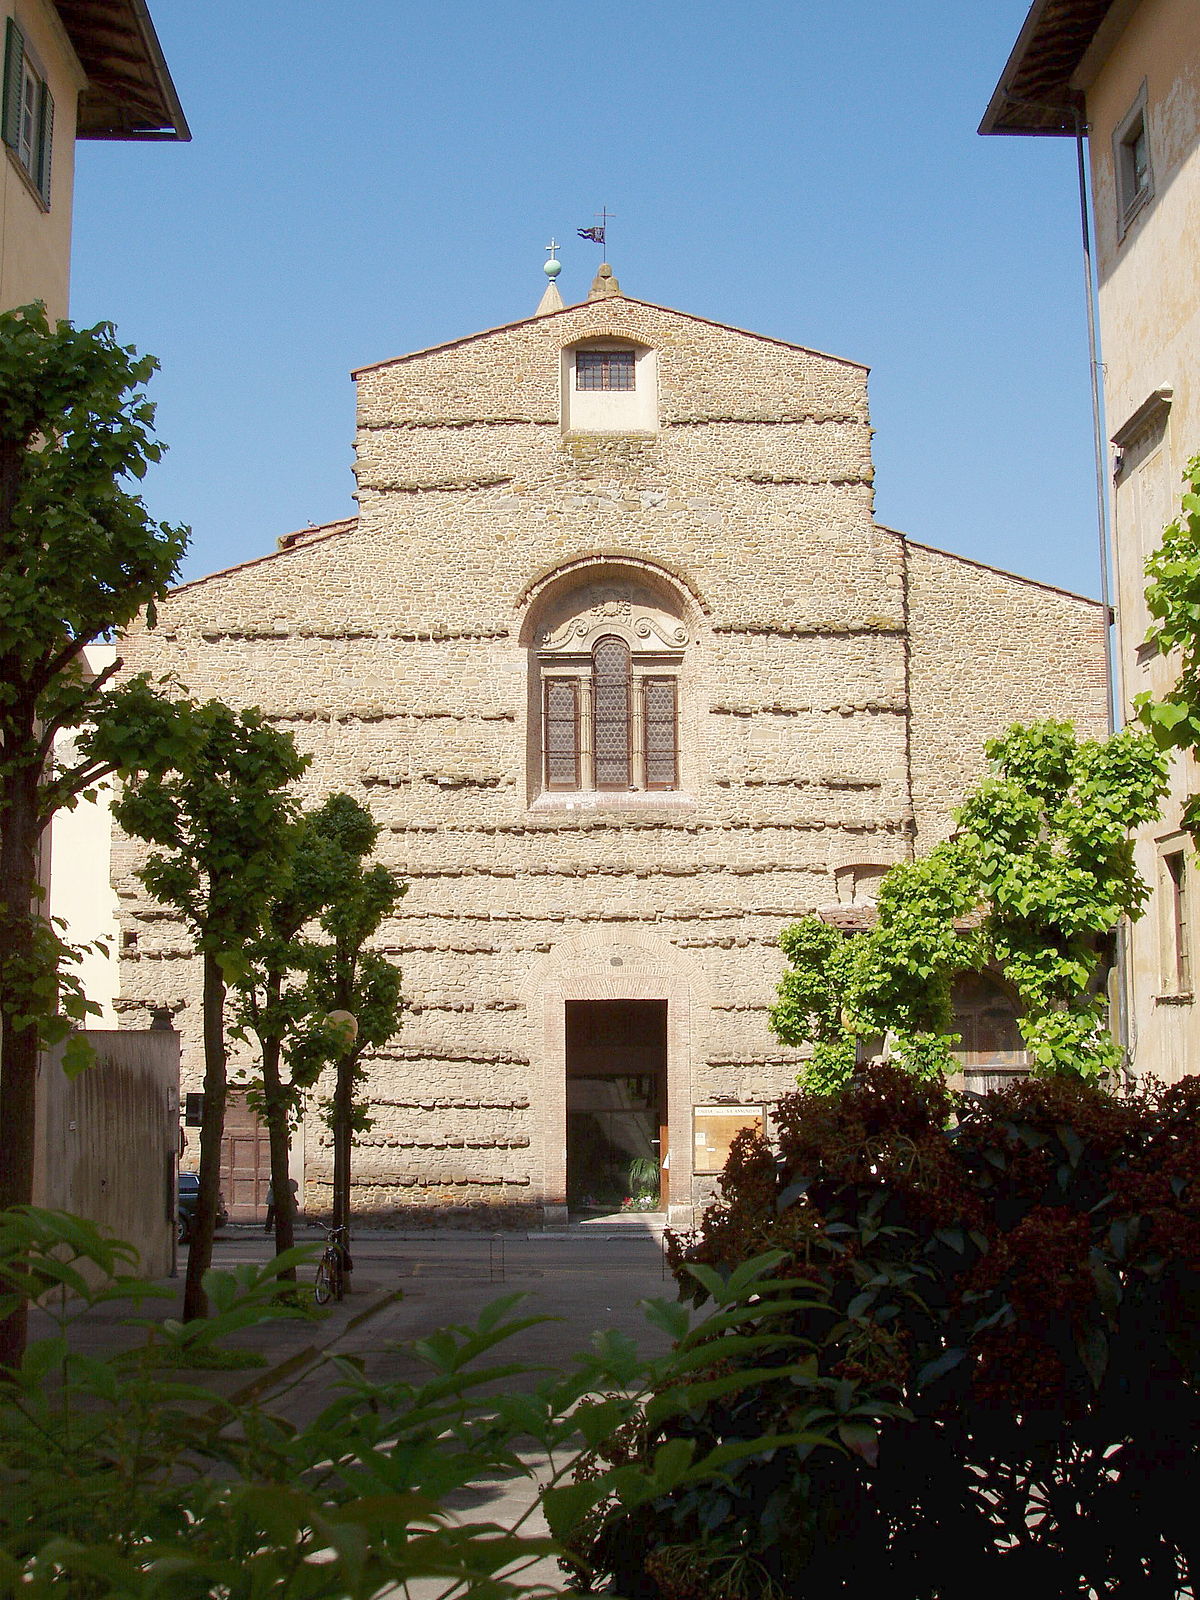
[314,1257,334,1305]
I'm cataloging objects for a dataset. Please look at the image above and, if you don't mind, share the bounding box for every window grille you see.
[593,637,631,789]
[544,679,580,790]
[576,349,635,391]
[644,678,678,789]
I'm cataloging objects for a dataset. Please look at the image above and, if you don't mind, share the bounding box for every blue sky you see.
[69,2,1102,597]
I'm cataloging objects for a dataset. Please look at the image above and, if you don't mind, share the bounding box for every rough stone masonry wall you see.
[114,295,1107,1224]
[905,538,1108,842]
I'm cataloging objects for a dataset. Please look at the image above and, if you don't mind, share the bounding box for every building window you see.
[538,639,682,795]
[2,19,52,206]
[593,637,632,788]
[576,349,635,392]
[543,678,580,791]
[1163,849,1192,994]
[1114,84,1152,233]
[529,570,690,802]
[644,678,678,790]
[834,863,889,906]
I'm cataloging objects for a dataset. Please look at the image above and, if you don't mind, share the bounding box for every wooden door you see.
[221,1091,270,1221]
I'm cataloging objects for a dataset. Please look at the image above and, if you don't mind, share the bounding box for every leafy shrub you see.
[0,1209,850,1598]
[568,1065,1200,1596]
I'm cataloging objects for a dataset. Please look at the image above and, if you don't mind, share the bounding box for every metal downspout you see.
[1073,107,1133,1082]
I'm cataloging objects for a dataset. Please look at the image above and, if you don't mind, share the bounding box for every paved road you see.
[209,1225,677,1408]
[218,1227,679,1595]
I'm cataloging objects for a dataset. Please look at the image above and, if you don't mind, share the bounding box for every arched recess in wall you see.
[518,557,707,808]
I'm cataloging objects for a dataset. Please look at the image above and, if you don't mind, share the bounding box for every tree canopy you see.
[1138,454,1200,827]
[0,305,187,1364]
[111,696,310,1319]
[772,721,1167,1088]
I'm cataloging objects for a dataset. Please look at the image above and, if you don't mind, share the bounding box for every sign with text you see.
[693,1105,764,1175]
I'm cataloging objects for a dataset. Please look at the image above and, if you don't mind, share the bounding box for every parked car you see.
[177,1171,230,1243]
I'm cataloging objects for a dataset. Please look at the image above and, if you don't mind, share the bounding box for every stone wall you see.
[114,292,1107,1226]
[905,538,1108,842]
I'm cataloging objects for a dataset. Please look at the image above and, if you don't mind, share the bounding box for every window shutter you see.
[544,678,580,790]
[2,19,24,152]
[644,678,678,789]
[593,637,631,789]
[35,79,51,204]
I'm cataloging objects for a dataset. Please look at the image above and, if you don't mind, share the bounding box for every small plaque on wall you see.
[693,1105,764,1175]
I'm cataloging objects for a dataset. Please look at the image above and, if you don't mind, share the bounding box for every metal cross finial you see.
[546,238,559,258]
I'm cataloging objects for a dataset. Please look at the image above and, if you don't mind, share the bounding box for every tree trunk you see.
[0,761,47,1367]
[260,1031,296,1278]
[331,1049,354,1292]
[182,949,228,1322]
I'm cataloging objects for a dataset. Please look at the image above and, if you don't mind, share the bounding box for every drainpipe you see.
[1074,106,1119,735]
[1072,105,1134,1082]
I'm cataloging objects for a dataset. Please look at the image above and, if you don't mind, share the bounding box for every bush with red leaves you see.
[570,1065,1200,1597]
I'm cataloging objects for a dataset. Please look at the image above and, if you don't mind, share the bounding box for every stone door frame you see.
[530,935,698,1229]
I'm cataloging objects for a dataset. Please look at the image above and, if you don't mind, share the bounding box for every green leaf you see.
[915,1347,966,1388]
[541,1477,609,1542]
[1076,1325,1108,1389]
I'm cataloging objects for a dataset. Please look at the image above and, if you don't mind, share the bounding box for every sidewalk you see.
[29,1223,677,1405]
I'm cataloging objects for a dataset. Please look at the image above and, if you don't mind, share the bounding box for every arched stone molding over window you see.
[519,557,706,809]
[560,336,658,433]
[522,931,705,1230]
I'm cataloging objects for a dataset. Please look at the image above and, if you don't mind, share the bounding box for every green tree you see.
[958,719,1165,1076]
[0,304,187,1364]
[233,794,405,1272]
[1137,454,1200,826]
[285,802,405,1257]
[109,697,309,1321]
[772,721,1167,1088]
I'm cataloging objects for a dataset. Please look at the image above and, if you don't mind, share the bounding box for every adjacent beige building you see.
[5,0,188,1249]
[983,0,1200,1083]
[114,271,1108,1227]
[0,0,187,319]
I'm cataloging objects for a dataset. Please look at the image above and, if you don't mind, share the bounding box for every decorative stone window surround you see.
[1113,80,1153,239]
[522,561,702,811]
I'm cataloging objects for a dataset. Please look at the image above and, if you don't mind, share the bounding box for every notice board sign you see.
[693,1105,764,1175]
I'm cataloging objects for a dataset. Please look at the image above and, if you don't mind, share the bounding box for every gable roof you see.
[351,296,869,378]
[54,0,189,139]
[168,518,358,595]
[167,515,1103,613]
[980,0,1120,136]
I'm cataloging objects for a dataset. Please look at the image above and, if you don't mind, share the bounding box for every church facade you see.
[114,272,1107,1227]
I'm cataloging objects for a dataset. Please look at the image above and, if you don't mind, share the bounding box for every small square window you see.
[576,349,635,392]
[1114,85,1153,233]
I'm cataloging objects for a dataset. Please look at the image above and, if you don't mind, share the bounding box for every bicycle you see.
[314,1223,351,1304]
